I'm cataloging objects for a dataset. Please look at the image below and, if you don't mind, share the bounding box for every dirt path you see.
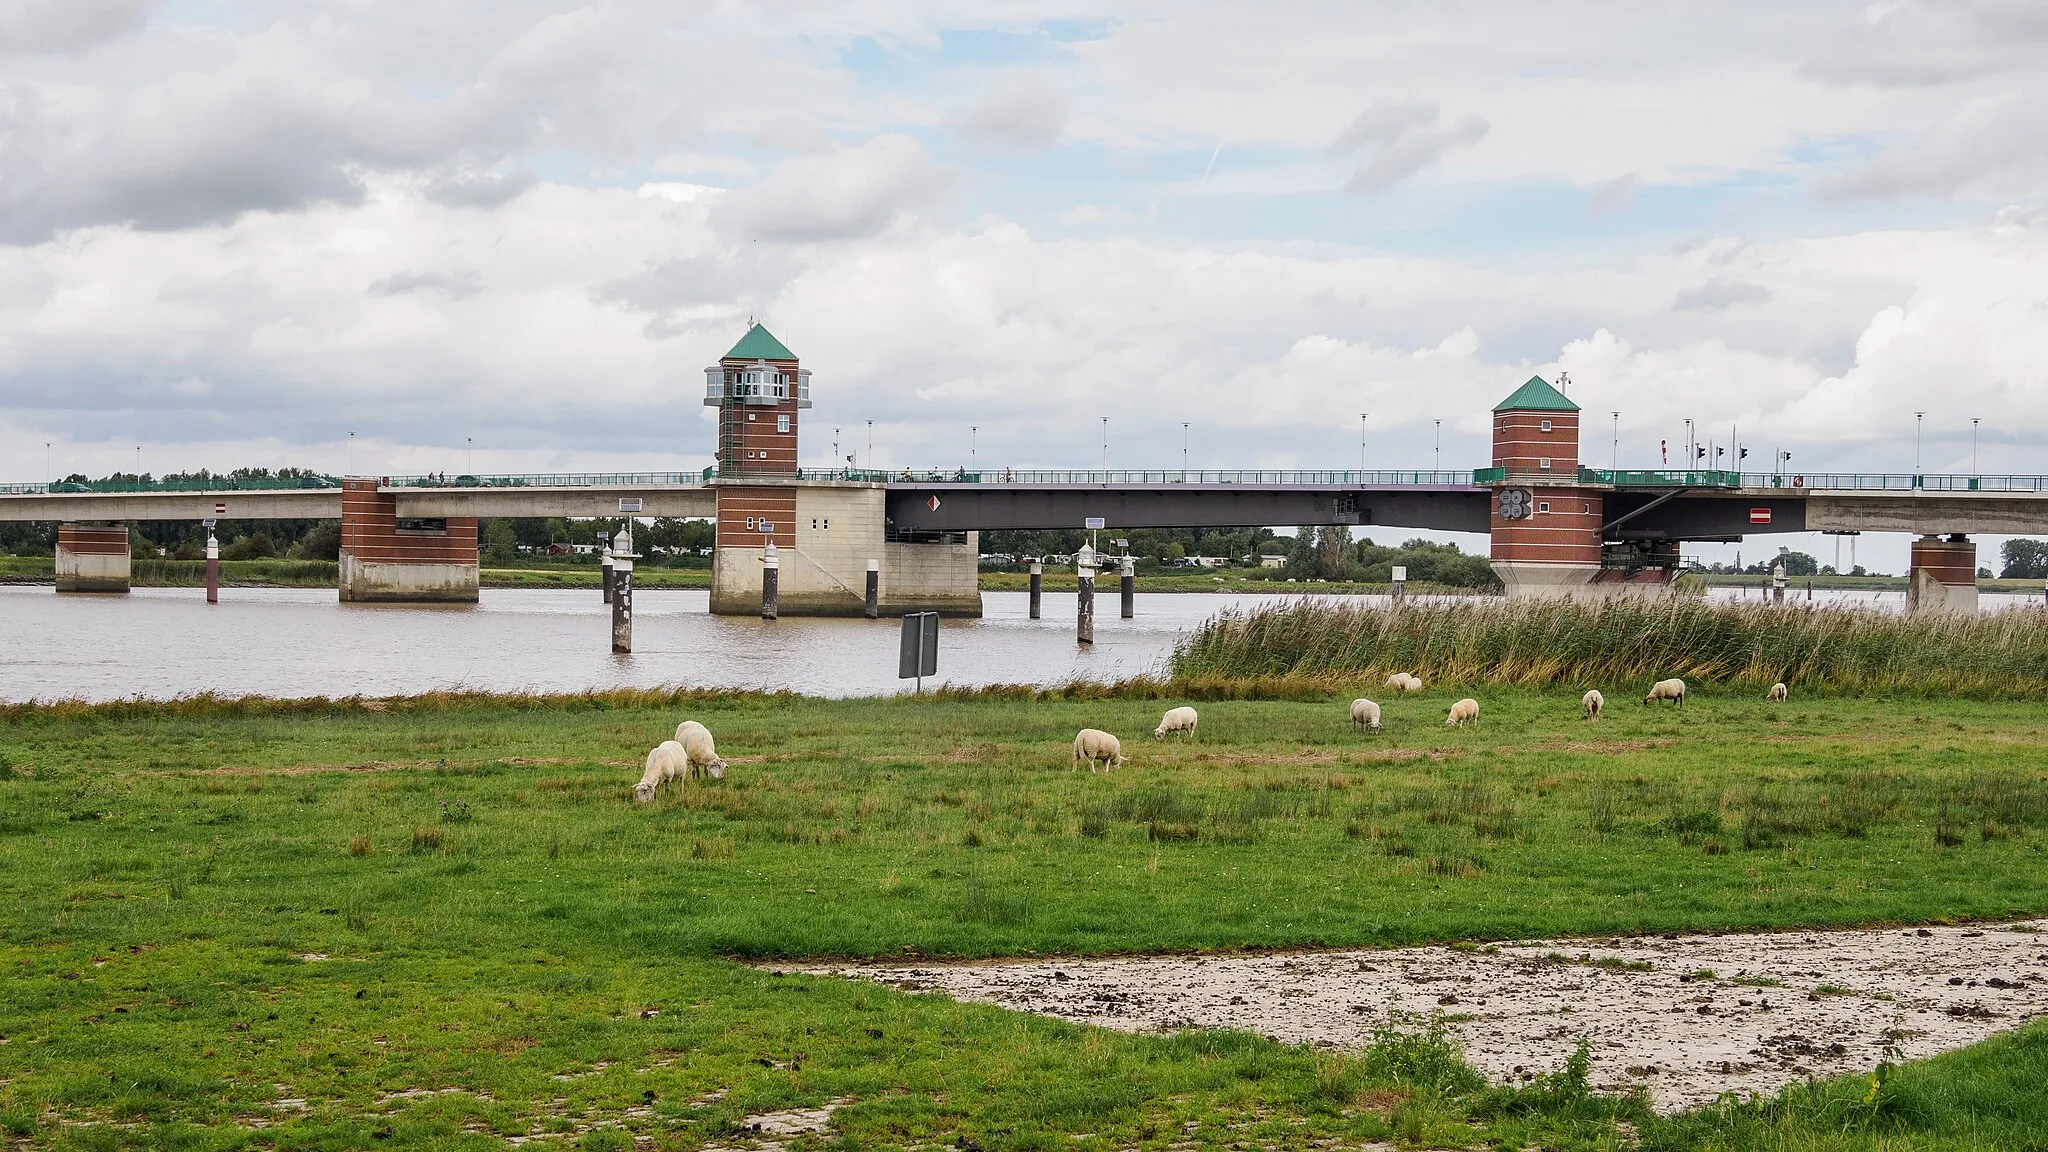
[796,920,2048,1112]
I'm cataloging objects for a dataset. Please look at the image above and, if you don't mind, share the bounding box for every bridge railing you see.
[0,476,345,495]
[1738,472,2048,493]
[386,472,715,488]
[886,468,1478,486]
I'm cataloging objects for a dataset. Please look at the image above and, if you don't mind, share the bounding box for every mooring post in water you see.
[600,537,614,604]
[1120,554,1135,619]
[610,528,635,653]
[1390,564,1407,604]
[761,541,780,621]
[864,558,879,619]
[1028,559,1042,619]
[204,519,219,605]
[1075,545,1096,646]
[1772,561,1787,604]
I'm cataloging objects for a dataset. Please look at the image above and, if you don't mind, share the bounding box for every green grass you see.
[977,569,1489,595]
[480,565,711,589]
[1173,597,2048,697]
[3,688,2045,1149]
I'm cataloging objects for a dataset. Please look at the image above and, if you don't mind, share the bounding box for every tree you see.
[1316,525,1351,580]
[481,519,519,565]
[1284,528,1318,580]
[2001,539,2048,579]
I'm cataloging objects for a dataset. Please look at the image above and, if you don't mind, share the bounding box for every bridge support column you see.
[55,523,131,593]
[1907,534,1978,614]
[709,482,980,616]
[338,479,479,603]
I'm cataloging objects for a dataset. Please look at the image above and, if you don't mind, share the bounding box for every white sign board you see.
[1391,566,1407,582]
[619,498,643,513]
[1084,517,1106,530]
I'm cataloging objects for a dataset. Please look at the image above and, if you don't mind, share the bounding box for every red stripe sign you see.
[1749,507,1772,524]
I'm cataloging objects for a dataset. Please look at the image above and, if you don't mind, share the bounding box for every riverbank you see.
[3,686,2044,1148]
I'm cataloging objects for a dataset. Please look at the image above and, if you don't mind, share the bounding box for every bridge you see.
[3,325,2041,613]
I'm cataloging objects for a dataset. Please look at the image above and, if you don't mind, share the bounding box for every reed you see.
[1171,597,2048,697]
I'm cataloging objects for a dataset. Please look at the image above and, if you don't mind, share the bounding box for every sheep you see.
[1384,672,1411,690]
[1766,681,1788,701]
[1153,706,1199,740]
[633,740,690,804]
[1350,698,1382,733]
[1383,672,1424,692]
[1402,673,1425,692]
[672,719,729,780]
[1644,678,1687,707]
[1445,698,1479,727]
[1073,729,1127,772]
[1582,689,1604,720]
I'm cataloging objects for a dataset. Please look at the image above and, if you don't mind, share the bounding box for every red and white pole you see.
[204,521,219,604]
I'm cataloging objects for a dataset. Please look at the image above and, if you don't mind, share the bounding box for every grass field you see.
[3,688,2046,1149]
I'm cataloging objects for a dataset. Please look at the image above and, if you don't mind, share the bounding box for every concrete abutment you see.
[338,479,479,603]
[55,523,131,593]
[1906,534,1978,614]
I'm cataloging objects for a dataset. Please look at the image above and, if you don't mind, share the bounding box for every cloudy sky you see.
[2,1,2044,568]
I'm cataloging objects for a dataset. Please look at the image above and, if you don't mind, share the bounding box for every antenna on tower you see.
[1556,370,1570,395]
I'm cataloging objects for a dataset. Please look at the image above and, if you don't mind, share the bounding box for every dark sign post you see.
[898,611,939,693]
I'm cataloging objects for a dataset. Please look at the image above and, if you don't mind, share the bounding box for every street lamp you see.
[1610,412,1619,473]
[1434,419,1442,472]
[1972,417,1980,476]
[1358,413,1368,475]
[970,426,977,469]
[1182,422,1190,478]
[1100,417,1109,473]
[1914,412,1924,476]
[867,421,873,467]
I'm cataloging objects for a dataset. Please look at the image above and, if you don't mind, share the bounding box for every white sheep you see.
[1445,698,1479,727]
[1073,729,1126,772]
[1350,698,1382,733]
[1582,689,1604,720]
[1400,673,1425,692]
[1384,672,1412,690]
[1766,682,1788,701]
[673,720,729,780]
[633,740,690,804]
[1645,678,1687,707]
[1153,706,1198,739]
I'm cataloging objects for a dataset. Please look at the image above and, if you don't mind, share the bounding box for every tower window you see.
[747,412,756,422]
[1537,501,1551,514]
[746,517,757,530]
[777,414,790,433]
[1539,457,1552,469]
[1540,419,1553,432]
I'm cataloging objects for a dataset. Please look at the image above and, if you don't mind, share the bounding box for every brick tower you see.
[705,322,811,557]
[1484,376,1605,598]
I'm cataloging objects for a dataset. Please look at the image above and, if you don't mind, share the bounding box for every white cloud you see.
[957,73,1069,151]
[1329,100,1489,193]
[715,134,954,242]
[0,0,149,55]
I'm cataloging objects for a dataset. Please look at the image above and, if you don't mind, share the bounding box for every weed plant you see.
[1172,597,2048,697]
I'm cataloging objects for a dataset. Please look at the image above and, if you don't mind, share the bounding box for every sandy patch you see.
[796,921,2048,1112]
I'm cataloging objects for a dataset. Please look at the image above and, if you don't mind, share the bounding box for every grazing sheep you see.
[1383,672,1424,692]
[633,740,690,804]
[1445,698,1479,727]
[1583,689,1604,720]
[672,720,729,780]
[1153,706,1199,740]
[1766,682,1788,701]
[1073,729,1127,772]
[1644,678,1687,707]
[1350,698,1382,733]
[1384,672,1411,690]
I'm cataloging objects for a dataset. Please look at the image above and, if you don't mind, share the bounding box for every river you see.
[3,585,2038,703]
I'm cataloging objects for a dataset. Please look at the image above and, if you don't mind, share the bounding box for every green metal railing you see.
[0,475,343,495]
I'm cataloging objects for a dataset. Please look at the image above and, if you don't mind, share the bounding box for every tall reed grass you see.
[1170,597,2048,697]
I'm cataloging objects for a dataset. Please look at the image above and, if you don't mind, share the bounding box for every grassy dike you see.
[3,686,2046,1149]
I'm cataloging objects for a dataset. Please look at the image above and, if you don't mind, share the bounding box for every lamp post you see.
[1972,417,1980,476]
[1100,417,1108,474]
[1358,413,1367,476]
[1183,422,1190,479]
[1610,412,1619,473]
[1914,411,1924,483]
[1434,419,1441,472]
[970,426,977,470]
[867,421,873,467]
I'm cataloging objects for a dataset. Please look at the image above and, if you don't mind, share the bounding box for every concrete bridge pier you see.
[1907,534,1978,614]
[708,481,979,616]
[55,523,131,593]
[338,479,480,603]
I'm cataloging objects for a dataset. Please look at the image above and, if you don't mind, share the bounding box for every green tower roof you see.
[723,322,796,361]
[1492,375,1579,413]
